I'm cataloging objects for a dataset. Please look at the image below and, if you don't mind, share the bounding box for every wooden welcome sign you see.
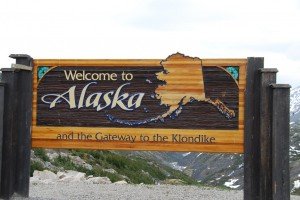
[1,54,291,199]
[32,53,246,153]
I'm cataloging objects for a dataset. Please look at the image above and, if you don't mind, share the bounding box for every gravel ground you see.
[11,183,300,200]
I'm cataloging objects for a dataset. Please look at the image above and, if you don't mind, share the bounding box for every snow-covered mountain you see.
[291,86,300,123]
[156,86,300,193]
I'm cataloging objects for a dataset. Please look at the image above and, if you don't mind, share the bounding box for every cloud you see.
[0,0,300,87]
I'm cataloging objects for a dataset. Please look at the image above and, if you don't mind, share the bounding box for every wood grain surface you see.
[32,53,246,153]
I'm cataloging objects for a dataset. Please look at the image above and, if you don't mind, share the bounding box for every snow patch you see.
[182,152,191,157]
[170,162,186,171]
[228,171,235,176]
[293,180,300,191]
[216,175,225,180]
[224,178,240,189]
[196,153,202,158]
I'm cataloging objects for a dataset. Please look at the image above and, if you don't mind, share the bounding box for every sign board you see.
[32,53,246,152]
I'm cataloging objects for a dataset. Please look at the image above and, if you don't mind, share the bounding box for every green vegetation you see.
[69,150,198,184]
[30,161,45,176]
[52,154,123,183]
[31,149,199,185]
[292,188,300,195]
[33,148,50,162]
[52,155,77,171]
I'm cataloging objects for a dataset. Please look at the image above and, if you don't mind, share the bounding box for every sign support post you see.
[0,82,5,196]
[10,54,33,197]
[259,68,278,199]
[244,57,264,200]
[271,84,291,200]
[0,55,32,199]
[0,68,20,199]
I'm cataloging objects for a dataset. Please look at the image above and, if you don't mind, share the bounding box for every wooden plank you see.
[271,84,290,200]
[244,57,264,200]
[32,139,243,153]
[259,68,278,200]
[31,126,243,146]
[33,58,247,67]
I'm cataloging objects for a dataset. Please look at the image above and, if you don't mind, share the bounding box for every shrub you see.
[33,148,49,162]
[52,155,77,170]
[30,161,45,177]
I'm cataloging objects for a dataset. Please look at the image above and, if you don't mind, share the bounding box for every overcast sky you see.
[1,0,299,87]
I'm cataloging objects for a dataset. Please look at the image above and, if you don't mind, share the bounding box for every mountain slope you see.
[150,86,300,193]
[31,149,198,185]
[291,86,300,124]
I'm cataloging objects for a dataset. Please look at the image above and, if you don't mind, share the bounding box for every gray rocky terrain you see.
[10,170,300,200]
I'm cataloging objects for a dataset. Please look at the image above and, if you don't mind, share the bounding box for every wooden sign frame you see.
[31,55,247,153]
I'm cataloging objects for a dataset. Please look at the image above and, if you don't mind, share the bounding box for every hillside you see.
[155,86,300,194]
[31,149,198,186]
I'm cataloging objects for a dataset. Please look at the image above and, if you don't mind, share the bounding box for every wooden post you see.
[0,69,19,199]
[0,54,33,199]
[270,84,290,200]
[244,57,264,200]
[0,83,5,194]
[259,68,278,200]
[10,54,33,197]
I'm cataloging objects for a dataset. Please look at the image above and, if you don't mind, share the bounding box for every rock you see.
[30,177,40,184]
[86,177,111,184]
[70,155,93,170]
[33,170,58,181]
[103,168,117,174]
[71,155,85,165]
[114,180,127,184]
[58,170,86,182]
[162,179,185,185]
[57,172,67,179]
[46,152,59,161]
[31,159,46,168]
[83,163,93,170]
[44,161,55,168]
[59,152,70,157]
[87,175,94,179]
[120,175,129,180]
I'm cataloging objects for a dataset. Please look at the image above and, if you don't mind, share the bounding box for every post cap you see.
[259,68,278,73]
[0,68,20,72]
[270,84,291,89]
[9,54,32,59]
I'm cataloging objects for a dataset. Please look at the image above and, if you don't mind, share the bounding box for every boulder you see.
[103,168,117,174]
[113,180,127,184]
[70,155,93,170]
[33,170,58,181]
[86,177,111,184]
[57,171,67,179]
[58,170,86,182]
[162,179,185,185]
[30,177,40,184]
